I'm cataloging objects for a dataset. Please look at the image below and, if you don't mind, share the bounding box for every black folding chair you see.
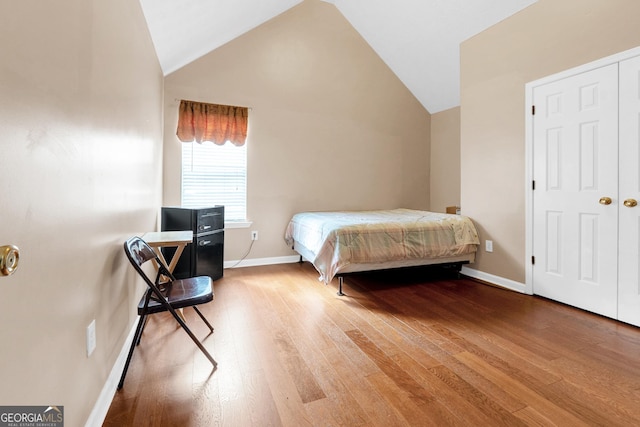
[119,236,217,389]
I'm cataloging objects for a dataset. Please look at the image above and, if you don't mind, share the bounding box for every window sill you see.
[224,220,252,229]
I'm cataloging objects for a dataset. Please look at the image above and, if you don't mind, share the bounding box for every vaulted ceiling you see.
[139,0,537,113]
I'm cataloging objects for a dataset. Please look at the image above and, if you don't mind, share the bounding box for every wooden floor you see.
[104,262,640,426]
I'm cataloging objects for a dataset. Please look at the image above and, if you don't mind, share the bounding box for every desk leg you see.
[152,248,170,273]
[168,244,187,275]
[152,246,188,323]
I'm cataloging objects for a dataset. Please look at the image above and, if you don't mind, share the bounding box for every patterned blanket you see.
[284,208,480,283]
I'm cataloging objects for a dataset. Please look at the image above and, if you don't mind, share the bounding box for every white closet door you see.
[618,55,640,326]
[532,64,619,318]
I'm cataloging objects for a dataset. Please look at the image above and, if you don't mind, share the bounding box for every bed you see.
[284,208,480,295]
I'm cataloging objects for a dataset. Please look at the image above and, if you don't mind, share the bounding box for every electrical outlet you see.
[251,231,258,241]
[86,320,96,357]
[485,240,493,253]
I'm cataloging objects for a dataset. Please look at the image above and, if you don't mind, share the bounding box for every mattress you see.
[284,208,480,283]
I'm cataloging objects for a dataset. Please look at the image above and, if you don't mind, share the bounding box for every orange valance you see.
[176,100,248,146]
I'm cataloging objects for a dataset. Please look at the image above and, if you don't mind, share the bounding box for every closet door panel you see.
[618,54,640,327]
[532,64,619,318]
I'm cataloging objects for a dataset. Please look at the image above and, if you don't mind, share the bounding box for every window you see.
[176,99,249,223]
[181,141,247,222]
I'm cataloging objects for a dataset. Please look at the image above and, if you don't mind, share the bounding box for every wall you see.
[430,107,460,213]
[163,0,431,262]
[0,0,163,425]
[460,0,640,284]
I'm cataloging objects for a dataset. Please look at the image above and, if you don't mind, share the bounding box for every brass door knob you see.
[624,199,638,208]
[0,245,20,276]
[599,197,612,205]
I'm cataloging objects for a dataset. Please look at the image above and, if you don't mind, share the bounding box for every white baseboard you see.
[224,255,301,269]
[223,257,530,298]
[460,266,529,294]
[85,319,139,427]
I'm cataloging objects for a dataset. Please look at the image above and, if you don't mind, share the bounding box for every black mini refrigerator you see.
[161,206,224,281]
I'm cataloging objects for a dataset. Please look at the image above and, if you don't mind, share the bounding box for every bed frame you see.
[293,240,475,296]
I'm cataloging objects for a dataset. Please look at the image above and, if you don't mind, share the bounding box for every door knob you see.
[599,197,612,205]
[0,245,20,276]
[624,199,638,208]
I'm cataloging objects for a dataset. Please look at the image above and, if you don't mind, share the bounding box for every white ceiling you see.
[139,0,536,113]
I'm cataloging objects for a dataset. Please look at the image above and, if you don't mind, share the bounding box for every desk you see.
[142,230,193,322]
[142,230,193,274]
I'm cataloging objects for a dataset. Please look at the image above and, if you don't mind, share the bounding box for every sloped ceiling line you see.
[139,0,537,113]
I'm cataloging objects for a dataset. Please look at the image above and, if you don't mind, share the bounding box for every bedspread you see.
[284,208,480,283]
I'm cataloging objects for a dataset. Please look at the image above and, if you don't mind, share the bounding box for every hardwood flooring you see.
[103,262,640,426]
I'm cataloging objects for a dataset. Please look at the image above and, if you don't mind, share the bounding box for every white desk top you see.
[141,230,193,246]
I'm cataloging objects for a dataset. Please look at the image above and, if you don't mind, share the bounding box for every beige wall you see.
[430,107,460,213]
[163,0,431,262]
[0,1,163,425]
[460,0,640,283]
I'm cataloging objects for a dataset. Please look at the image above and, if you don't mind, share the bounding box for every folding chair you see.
[119,236,217,389]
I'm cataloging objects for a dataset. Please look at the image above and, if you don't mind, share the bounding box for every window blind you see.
[181,141,247,221]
